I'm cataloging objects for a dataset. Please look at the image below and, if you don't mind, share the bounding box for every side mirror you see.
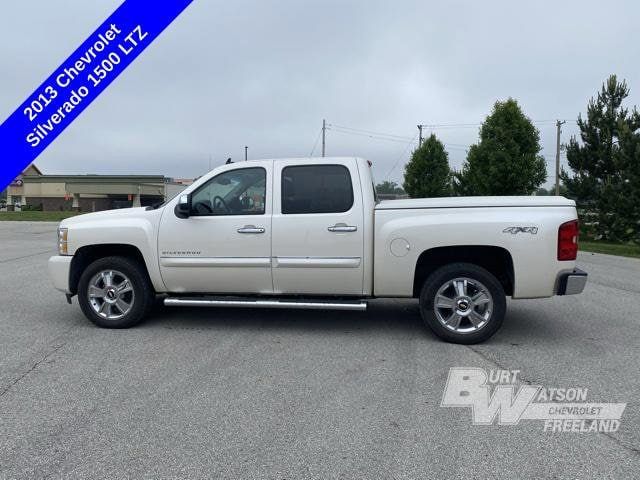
[174,194,191,219]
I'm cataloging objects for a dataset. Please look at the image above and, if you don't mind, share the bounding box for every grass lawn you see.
[580,240,640,259]
[0,211,81,222]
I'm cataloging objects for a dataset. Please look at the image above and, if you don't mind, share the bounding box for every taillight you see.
[558,220,579,261]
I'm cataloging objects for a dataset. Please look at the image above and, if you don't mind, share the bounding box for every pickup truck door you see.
[158,164,273,294]
[271,159,365,295]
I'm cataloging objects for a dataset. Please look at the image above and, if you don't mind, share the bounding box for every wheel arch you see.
[412,245,514,297]
[69,244,153,295]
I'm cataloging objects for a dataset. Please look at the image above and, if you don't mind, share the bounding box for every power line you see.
[322,120,575,181]
[325,120,576,150]
[418,119,576,130]
[322,119,326,157]
[443,142,472,149]
[328,124,474,152]
[385,133,418,179]
[309,127,323,156]
[329,127,419,144]
[327,123,414,141]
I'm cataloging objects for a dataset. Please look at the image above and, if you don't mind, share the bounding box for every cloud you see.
[1,0,639,187]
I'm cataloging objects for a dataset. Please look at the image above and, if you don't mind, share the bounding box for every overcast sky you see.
[1,1,639,187]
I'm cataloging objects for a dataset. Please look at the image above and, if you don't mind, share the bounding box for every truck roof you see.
[240,156,364,164]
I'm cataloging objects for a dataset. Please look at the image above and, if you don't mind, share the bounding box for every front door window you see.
[190,167,266,216]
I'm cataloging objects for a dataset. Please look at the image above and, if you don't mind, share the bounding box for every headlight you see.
[58,227,68,255]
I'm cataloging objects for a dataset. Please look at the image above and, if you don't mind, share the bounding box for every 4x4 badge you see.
[503,226,538,235]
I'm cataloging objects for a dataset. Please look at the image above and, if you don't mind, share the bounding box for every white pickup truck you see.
[48,157,587,343]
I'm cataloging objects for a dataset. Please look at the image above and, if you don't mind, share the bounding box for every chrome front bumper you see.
[557,268,588,295]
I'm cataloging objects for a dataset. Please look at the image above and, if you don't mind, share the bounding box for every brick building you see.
[4,164,187,212]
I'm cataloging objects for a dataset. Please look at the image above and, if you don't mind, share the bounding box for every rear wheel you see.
[77,256,154,328]
[419,263,506,344]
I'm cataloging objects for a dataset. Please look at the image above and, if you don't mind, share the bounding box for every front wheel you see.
[419,263,506,344]
[77,256,154,328]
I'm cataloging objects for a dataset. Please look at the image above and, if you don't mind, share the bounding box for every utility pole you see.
[244,146,248,161]
[555,120,566,195]
[322,119,326,157]
[417,125,423,146]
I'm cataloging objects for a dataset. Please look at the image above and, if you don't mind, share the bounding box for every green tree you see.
[454,98,546,195]
[375,180,405,195]
[561,75,640,242]
[403,134,451,198]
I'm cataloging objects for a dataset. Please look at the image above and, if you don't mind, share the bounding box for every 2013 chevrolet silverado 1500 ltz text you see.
[48,157,588,344]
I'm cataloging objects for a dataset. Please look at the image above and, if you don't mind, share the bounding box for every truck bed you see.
[373,196,578,298]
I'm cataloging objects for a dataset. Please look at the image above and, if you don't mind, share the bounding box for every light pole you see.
[555,120,566,195]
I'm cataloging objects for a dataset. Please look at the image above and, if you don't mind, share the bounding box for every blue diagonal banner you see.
[0,0,193,190]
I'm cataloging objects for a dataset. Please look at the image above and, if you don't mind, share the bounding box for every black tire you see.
[419,262,506,344]
[77,256,154,328]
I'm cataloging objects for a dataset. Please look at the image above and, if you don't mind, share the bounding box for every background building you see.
[4,164,42,210]
[4,164,188,212]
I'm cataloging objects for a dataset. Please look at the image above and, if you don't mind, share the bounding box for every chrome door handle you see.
[237,225,265,234]
[327,223,357,232]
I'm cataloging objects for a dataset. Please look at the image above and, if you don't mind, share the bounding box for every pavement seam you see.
[0,330,73,399]
[0,249,56,264]
[465,345,640,458]
[600,431,640,456]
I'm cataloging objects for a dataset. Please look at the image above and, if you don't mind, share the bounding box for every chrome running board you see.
[164,297,367,311]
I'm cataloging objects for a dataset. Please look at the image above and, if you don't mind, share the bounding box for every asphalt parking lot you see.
[1,221,639,479]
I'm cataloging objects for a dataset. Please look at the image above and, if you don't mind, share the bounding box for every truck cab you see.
[158,158,373,296]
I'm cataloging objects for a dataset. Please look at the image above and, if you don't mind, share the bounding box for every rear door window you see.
[281,164,353,214]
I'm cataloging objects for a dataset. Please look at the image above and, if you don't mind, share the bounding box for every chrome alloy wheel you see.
[433,277,493,334]
[87,270,135,320]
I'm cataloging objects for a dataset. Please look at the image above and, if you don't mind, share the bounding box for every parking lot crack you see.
[601,431,640,456]
[0,249,56,264]
[465,345,524,380]
[0,340,68,399]
[465,345,640,458]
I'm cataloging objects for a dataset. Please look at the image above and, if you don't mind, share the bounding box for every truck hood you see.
[60,207,151,227]
[375,196,575,210]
